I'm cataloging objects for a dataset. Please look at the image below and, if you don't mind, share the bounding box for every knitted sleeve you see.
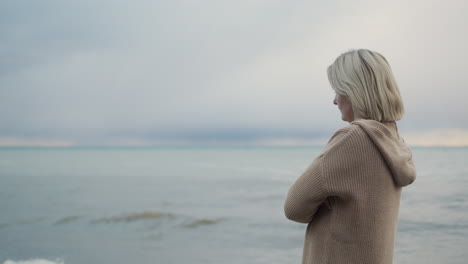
[283,125,359,224]
[321,125,369,199]
[283,155,328,224]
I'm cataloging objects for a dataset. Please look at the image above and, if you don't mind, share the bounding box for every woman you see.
[284,49,416,264]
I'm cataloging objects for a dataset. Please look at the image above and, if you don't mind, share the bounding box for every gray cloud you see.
[1,0,467,146]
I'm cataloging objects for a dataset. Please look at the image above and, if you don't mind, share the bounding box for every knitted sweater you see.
[284,119,416,264]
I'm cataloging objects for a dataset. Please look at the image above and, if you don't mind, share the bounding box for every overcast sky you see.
[1,0,467,147]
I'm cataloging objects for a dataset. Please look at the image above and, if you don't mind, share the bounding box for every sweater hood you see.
[351,119,416,187]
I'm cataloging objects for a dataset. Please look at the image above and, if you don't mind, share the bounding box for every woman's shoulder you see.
[318,124,369,157]
[326,123,366,145]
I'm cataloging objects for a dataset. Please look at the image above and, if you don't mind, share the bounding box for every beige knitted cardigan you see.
[284,119,416,264]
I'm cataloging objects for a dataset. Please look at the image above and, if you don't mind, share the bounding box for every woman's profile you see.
[284,49,417,264]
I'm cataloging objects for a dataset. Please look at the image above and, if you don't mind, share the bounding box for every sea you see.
[0,146,467,264]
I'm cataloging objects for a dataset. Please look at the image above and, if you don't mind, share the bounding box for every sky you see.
[1,0,467,147]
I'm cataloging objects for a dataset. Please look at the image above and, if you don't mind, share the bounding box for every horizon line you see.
[0,144,467,148]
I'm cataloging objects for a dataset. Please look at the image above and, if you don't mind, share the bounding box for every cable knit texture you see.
[284,119,416,264]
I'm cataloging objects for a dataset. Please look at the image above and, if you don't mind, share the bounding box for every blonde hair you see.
[327,49,405,122]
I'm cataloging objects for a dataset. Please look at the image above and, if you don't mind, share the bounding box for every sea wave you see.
[89,211,227,228]
[90,211,177,224]
[181,217,227,228]
[53,215,83,225]
[3,259,64,264]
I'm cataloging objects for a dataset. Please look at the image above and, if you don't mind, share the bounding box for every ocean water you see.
[0,146,467,264]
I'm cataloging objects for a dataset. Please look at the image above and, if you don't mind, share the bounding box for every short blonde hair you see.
[327,49,405,122]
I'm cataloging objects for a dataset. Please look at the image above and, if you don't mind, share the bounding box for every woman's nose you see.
[333,98,337,105]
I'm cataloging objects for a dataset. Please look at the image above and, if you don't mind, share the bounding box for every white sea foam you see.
[3,259,64,264]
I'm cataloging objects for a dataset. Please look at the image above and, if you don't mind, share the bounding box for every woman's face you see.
[333,93,355,122]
